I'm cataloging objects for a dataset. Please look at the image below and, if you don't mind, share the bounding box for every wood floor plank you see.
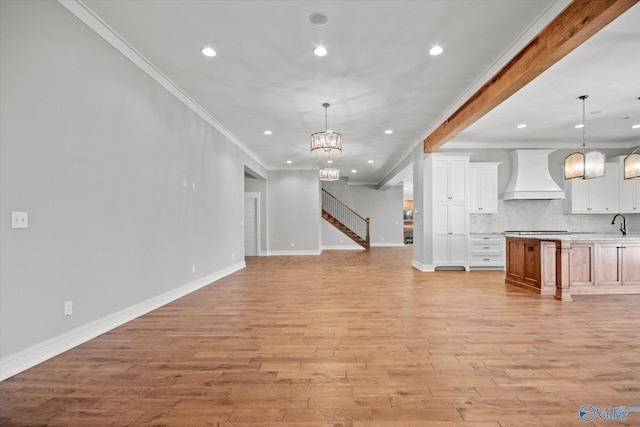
[1,246,640,425]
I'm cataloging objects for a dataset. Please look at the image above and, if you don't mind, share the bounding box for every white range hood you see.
[503,149,565,200]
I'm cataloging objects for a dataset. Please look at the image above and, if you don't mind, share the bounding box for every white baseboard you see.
[371,243,405,247]
[0,262,245,382]
[267,250,322,256]
[412,260,435,272]
[321,245,364,251]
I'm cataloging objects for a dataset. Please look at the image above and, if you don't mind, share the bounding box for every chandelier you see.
[564,95,605,180]
[319,167,339,181]
[310,103,342,156]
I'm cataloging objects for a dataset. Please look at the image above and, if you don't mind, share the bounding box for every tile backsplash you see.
[470,199,640,234]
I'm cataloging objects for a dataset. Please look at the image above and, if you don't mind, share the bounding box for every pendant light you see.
[310,103,342,156]
[623,99,640,179]
[319,167,340,181]
[563,95,606,180]
[624,148,640,180]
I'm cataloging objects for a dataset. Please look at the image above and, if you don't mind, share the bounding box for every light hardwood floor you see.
[1,246,640,426]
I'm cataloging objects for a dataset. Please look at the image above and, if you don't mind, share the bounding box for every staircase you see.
[322,189,370,250]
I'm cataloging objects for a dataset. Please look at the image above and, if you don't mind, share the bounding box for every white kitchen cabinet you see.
[609,155,640,213]
[433,203,468,266]
[430,153,470,270]
[433,156,468,202]
[621,177,640,213]
[565,163,619,213]
[469,163,499,213]
[469,234,504,269]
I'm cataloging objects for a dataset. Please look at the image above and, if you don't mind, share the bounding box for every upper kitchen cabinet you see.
[604,156,640,213]
[565,163,619,213]
[621,178,640,213]
[469,162,499,213]
[433,155,469,202]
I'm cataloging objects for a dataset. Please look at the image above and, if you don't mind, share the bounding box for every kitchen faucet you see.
[611,214,627,236]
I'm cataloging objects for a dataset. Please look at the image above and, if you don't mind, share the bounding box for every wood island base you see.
[505,235,640,301]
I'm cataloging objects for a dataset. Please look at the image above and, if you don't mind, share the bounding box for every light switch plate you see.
[64,301,72,316]
[11,212,28,229]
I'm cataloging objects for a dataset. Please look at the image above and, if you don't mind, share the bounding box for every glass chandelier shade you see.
[319,167,339,181]
[310,103,342,156]
[310,131,342,156]
[564,150,606,180]
[624,151,640,180]
[563,95,605,180]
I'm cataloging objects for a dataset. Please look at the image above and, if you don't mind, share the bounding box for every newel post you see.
[365,218,370,250]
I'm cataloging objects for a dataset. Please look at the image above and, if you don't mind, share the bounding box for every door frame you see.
[244,192,261,256]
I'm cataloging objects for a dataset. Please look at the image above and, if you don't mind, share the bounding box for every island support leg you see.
[555,240,572,301]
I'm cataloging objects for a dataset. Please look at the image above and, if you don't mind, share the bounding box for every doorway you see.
[244,192,260,256]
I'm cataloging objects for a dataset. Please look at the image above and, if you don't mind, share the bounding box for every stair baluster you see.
[321,189,370,250]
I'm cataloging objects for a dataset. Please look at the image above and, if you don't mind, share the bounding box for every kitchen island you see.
[505,234,640,301]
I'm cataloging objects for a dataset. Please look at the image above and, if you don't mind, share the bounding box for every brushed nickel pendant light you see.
[564,95,606,180]
[624,148,640,179]
[623,98,640,179]
[310,103,342,156]
[319,167,340,181]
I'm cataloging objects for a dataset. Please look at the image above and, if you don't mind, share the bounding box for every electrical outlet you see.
[231,253,235,260]
[64,301,72,316]
[290,242,295,248]
[192,265,196,273]
[11,212,28,229]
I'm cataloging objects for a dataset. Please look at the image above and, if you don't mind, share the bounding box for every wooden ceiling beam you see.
[423,0,640,153]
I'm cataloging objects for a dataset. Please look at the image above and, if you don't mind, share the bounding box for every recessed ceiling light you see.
[201,47,216,57]
[429,45,443,56]
[632,124,640,129]
[575,124,584,129]
[327,160,333,164]
[263,130,272,135]
[352,169,357,173]
[385,129,393,134]
[517,124,527,129]
[368,160,374,164]
[313,46,328,57]
[286,160,292,164]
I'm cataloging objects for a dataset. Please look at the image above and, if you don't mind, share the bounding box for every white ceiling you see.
[79,0,640,185]
[452,2,640,149]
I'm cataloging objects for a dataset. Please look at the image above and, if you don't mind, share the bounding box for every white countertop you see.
[504,233,639,241]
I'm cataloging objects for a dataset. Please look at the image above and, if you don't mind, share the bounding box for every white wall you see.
[350,185,404,246]
[0,0,264,377]
[267,170,321,254]
[412,145,428,269]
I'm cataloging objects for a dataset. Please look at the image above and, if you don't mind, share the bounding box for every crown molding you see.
[56,0,266,171]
